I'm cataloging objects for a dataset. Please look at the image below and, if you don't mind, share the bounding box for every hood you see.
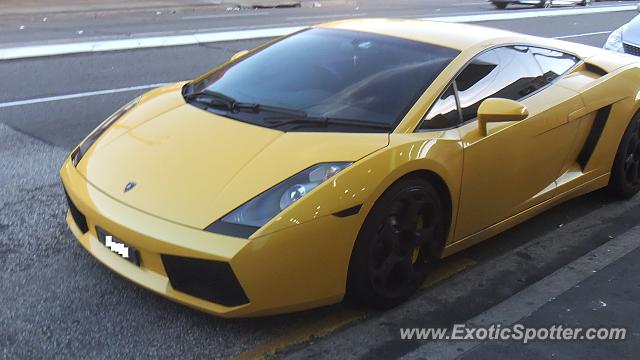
[77,89,389,229]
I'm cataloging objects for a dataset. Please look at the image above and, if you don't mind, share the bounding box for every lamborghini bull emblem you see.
[124,181,137,193]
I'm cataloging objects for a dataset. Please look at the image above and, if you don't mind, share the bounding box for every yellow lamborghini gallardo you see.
[61,19,640,317]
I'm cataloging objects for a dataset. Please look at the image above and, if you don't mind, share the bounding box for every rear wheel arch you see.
[608,109,640,198]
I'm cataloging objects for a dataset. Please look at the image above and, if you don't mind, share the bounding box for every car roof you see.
[314,18,522,51]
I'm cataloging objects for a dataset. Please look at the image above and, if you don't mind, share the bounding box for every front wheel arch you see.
[345,170,453,308]
[358,169,453,252]
[398,170,452,245]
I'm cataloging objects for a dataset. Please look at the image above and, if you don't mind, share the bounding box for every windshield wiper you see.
[264,115,393,131]
[185,90,392,131]
[233,103,307,118]
[185,90,236,110]
[185,90,308,118]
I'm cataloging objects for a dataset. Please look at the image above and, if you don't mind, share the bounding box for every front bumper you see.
[60,158,363,318]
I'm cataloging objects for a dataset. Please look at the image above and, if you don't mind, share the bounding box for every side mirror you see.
[477,98,529,136]
[230,50,249,62]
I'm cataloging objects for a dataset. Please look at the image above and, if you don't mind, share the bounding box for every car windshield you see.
[187,28,460,132]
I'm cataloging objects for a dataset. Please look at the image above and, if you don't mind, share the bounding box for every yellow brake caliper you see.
[411,216,423,264]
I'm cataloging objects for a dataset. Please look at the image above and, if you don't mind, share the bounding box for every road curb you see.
[0,26,304,61]
[0,4,634,61]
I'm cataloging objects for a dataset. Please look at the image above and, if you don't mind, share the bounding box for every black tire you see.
[347,177,447,309]
[580,0,591,6]
[493,2,508,9]
[608,113,640,199]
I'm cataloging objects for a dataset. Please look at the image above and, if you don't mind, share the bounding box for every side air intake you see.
[576,105,612,170]
[584,63,608,77]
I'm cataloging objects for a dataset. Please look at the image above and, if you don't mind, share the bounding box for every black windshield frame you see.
[186,28,460,133]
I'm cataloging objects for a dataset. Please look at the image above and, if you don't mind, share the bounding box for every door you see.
[453,46,584,239]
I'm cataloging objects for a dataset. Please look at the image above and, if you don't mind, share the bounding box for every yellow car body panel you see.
[76,83,389,230]
[60,19,640,317]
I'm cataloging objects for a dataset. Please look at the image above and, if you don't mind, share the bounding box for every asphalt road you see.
[1,4,639,360]
[0,0,495,46]
[0,0,634,46]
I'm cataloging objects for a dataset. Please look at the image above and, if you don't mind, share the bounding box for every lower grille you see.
[623,42,640,57]
[64,189,88,233]
[161,255,249,307]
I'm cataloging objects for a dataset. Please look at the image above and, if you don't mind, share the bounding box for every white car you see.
[604,7,640,56]
[490,0,591,9]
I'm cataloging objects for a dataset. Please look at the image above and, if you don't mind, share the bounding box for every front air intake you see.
[161,255,249,307]
[64,188,88,233]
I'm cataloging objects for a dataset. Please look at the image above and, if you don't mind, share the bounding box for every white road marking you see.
[554,30,611,39]
[0,27,617,109]
[450,1,498,6]
[424,4,636,22]
[0,5,635,60]
[0,27,622,109]
[0,26,304,60]
[0,83,168,109]
[286,13,367,20]
[182,12,270,20]
[133,23,290,37]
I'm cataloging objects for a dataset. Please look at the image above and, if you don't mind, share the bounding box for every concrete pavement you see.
[458,243,640,359]
[402,226,640,359]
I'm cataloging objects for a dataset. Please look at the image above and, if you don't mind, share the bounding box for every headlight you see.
[71,96,141,166]
[206,162,351,237]
[604,25,626,53]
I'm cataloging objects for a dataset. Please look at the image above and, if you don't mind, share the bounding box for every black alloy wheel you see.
[609,113,640,198]
[347,178,447,308]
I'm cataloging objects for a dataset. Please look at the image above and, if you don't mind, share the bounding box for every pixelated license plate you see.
[96,227,140,266]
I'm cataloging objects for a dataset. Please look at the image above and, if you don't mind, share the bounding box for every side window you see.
[456,46,544,122]
[530,47,579,84]
[421,85,459,130]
